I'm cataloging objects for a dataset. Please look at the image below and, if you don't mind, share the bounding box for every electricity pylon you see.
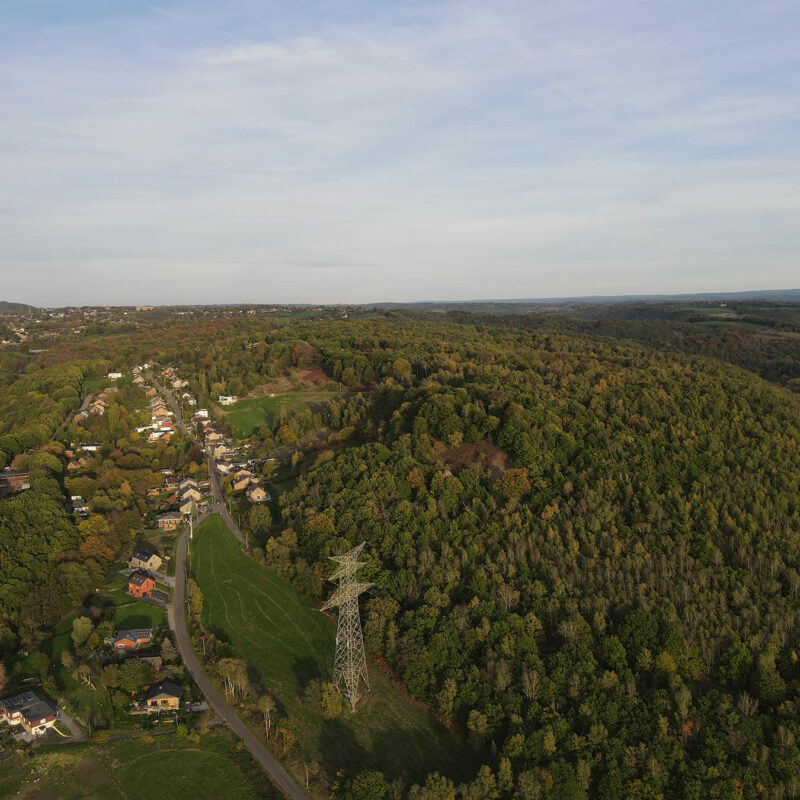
[321,542,373,710]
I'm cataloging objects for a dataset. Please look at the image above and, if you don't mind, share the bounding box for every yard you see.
[224,392,344,438]
[109,586,167,630]
[0,729,281,800]
[191,515,472,789]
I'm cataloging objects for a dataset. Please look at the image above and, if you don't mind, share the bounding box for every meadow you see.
[191,515,472,788]
[224,392,343,437]
[0,730,281,800]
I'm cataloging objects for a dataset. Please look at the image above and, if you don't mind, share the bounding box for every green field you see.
[224,392,343,437]
[111,587,166,629]
[82,376,111,393]
[0,730,281,800]
[191,515,471,788]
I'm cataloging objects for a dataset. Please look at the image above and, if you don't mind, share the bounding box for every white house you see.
[0,692,57,736]
[218,395,238,406]
[107,372,123,380]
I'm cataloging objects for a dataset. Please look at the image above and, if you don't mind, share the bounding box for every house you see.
[128,571,155,598]
[218,395,238,406]
[246,485,270,503]
[130,548,162,573]
[179,478,197,492]
[156,512,182,531]
[0,692,57,736]
[232,475,253,492]
[71,497,89,517]
[179,498,196,517]
[79,442,102,453]
[193,408,209,420]
[181,486,203,503]
[107,628,152,651]
[107,372,123,380]
[145,681,182,711]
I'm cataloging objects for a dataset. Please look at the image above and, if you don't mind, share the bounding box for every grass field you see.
[82,376,112,393]
[108,586,166,630]
[0,730,281,800]
[191,515,472,788]
[224,392,343,437]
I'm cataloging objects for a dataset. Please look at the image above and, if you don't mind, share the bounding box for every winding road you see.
[151,371,308,800]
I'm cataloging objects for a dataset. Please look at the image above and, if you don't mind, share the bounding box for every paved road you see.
[207,456,251,551]
[170,522,307,800]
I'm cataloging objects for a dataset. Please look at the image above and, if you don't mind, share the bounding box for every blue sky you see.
[1,0,798,305]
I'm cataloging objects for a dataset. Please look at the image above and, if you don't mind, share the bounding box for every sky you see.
[1,0,798,306]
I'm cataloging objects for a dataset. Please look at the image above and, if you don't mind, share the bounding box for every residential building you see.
[232,475,253,492]
[129,548,162,573]
[145,681,182,711]
[107,628,152,651]
[246,485,270,503]
[181,486,203,503]
[0,692,57,736]
[128,571,155,598]
[218,395,238,406]
[179,498,196,517]
[156,512,182,531]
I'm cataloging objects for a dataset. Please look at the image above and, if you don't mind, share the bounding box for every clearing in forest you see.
[191,514,472,788]
[223,391,344,437]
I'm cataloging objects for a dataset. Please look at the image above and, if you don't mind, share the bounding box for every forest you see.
[1,302,800,799]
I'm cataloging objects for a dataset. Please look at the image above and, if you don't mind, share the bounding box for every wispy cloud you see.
[0,0,798,304]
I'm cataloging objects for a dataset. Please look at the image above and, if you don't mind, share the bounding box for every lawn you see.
[112,589,166,629]
[82,376,111,393]
[191,515,472,788]
[224,392,344,437]
[0,730,281,800]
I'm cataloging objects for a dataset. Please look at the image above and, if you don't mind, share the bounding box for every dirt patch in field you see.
[75,756,110,788]
[251,367,333,397]
[251,375,295,396]
[435,440,510,477]
[296,366,330,384]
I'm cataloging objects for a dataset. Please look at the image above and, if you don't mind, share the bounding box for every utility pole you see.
[320,542,373,710]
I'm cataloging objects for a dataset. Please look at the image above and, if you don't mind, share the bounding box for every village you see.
[0,359,274,755]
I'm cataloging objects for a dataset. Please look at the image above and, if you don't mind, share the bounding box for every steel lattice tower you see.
[321,542,373,710]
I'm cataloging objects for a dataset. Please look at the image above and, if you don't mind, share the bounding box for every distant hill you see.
[367,288,800,310]
[0,301,37,312]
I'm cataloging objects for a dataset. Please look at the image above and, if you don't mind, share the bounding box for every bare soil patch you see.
[296,366,330,384]
[435,440,510,477]
[75,755,110,788]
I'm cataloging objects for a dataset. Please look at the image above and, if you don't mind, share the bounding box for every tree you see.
[338,771,390,800]
[161,637,179,663]
[71,616,93,649]
[187,579,204,618]
[258,695,275,738]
